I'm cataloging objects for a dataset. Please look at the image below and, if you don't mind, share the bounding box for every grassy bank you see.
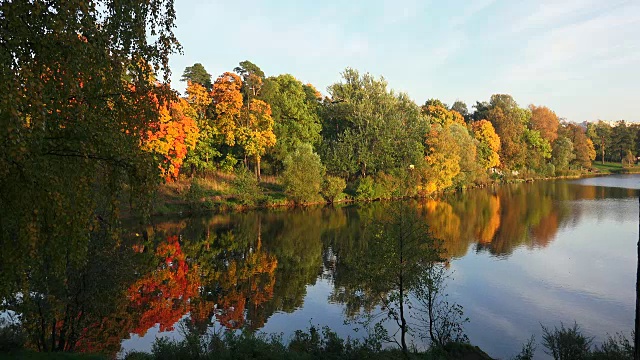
[144,162,640,218]
[591,161,640,174]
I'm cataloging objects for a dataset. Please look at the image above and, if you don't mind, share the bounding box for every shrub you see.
[282,144,326,204]
[185,178,206,210]
[232,167,262,206]
[0,319,24,352]
[219,154,238,173]
[355,176,376,200]
[374,172,399,199]
[541,322,593,360]
[124,352,154,360]
[321,175,346,203]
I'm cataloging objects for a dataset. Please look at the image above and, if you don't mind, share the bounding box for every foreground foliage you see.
[511,322,634,360]
[120,324,491,360]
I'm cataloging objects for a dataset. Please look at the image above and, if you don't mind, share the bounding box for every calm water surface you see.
[3,175,638,359]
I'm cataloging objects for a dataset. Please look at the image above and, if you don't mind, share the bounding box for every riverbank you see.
[141,163,640,218]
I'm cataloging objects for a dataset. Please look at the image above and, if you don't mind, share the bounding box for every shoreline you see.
[134,166,640,220]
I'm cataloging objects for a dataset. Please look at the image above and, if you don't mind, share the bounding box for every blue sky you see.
[168,0,639,122]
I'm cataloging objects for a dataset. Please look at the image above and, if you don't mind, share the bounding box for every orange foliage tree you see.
[212,72,244,146]
[128,235,200,335]
[212,242,278,329]
[143,97,199,181]
[529,104,560,143]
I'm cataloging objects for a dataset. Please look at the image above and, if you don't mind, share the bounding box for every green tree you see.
[586,121,612,164]
[610,120,636,163]
[181,63,213,90]
[0,0,179,235]
[320,68,426,180]
[451,100,470,122]
[523,128,552,172]
[282,144,326,203]
[234,60,266,100]
[345,204,449,354]
[0,0,180,351]
[449,123,481,188]
[321,175,347,203]
[472,101,491,122]
[552,136,575,171]
[261,74,322,171]
[485,95,528,170]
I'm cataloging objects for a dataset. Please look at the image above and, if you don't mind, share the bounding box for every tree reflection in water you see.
[1,180,632,355]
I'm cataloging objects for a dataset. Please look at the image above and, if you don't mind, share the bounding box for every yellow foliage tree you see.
[185,80,212,121]
[472,120,501,169]
[423,124,461,194]
[423,104,466,126]
[212,72,243,146]
[238,99,277,179]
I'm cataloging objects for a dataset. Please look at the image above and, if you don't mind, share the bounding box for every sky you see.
[167,0,640,122]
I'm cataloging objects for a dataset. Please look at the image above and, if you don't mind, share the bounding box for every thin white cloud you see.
[450,0,500,28]
[498,2,640,86]
[380,0,427,25]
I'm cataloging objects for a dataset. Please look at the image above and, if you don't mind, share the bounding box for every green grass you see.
[592,161,640,174]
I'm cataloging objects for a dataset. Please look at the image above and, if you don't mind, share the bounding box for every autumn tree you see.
[212,72,244,146]
[183,80,217,173]
[143,97,200,181]
[562,123,596,168]
[424,124,461,194]
[237,99,277,179]
[422,99,464,126]
[472,120,501,169]
[449,123,481,188]
[485,95,528,170]
[529,105,560,143]
[181,63,213,91]
[0,1,180,351]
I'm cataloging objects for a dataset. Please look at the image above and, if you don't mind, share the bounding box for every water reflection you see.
[1,176,637,358]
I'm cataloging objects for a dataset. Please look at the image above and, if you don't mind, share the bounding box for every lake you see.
[2,175,638,359]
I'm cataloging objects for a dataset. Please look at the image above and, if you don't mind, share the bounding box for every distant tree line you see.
[173,61,637,202]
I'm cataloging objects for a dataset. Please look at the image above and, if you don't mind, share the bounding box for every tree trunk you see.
[399,230,408,355]
[601,140,605,165]
[635,196,639,360]
[256,155,261,181]
[428,273,436,345]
